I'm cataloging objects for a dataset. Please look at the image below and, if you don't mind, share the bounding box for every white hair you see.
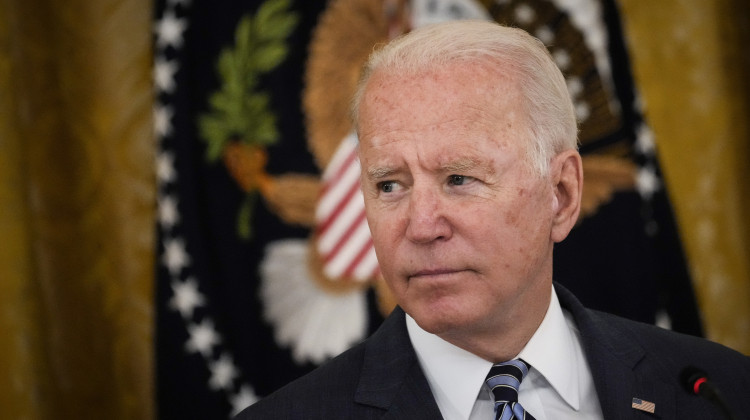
[351,20,578,175]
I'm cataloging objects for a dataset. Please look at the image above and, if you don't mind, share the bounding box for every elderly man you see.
[237,20,750,420]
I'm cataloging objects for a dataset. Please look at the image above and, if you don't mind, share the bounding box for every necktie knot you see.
[485,359,536,420]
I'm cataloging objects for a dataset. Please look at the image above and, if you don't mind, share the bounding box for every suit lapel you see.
[357,286,680,419]
[556,284,676,419]
[355,307,443,419]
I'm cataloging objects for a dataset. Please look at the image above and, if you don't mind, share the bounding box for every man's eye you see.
[448,175,467,186]
[379,181,396,193]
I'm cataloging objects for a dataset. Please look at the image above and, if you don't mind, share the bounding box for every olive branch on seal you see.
[198,0,299,239]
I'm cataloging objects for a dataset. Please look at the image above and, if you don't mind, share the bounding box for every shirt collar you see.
[517,286,581,410]
[406,315,492,419]
[406,286,580,418]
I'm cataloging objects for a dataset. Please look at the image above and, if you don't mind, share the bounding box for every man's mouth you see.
[408,268,467,279]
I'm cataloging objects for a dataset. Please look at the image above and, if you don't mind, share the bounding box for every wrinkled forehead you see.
[359,61,524,126]
[356,61,535,173]
[361,66,529,151]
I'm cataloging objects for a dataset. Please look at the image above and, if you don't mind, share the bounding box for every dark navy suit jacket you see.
[236,284,750,419]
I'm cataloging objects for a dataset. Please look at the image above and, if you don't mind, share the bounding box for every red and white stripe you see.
[315,133,379,282]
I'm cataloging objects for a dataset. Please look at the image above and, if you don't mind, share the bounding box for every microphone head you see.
[680,366,709,395]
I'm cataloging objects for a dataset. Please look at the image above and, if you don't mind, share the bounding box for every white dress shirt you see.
[406,286,604,420]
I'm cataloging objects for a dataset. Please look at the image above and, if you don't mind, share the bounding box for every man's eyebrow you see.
[366,166,398,181]
[442,157,494,175]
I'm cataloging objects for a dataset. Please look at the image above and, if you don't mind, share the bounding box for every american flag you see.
[315,132,379,282]
[632,397,656,414]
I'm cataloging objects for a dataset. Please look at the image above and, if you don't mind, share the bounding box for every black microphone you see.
[680,366,739,420]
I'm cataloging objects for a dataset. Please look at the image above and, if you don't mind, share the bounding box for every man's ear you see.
[550,150,583,243]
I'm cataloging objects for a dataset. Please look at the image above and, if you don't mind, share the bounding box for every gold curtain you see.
[0,0,748,419]
[619,0,750,353]
[0,0,154,419]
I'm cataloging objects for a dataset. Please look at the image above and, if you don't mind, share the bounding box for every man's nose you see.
[405,186,451,244]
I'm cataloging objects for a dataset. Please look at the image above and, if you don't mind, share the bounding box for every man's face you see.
[358,63,558,345]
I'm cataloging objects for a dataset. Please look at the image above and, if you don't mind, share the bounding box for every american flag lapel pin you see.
[632,397,656,414]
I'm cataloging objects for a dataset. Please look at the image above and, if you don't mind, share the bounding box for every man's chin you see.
[408,305,475,336]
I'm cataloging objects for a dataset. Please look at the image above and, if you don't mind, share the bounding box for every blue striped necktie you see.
[485,359,537,420]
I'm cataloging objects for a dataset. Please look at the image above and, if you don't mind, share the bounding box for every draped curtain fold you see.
[619,0,750,351]
[0,0,154,419]
[0,0,747,418]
